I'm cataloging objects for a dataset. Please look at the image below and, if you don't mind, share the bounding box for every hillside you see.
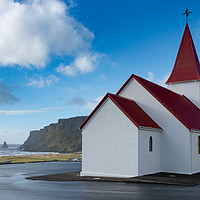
[21,116,87,153]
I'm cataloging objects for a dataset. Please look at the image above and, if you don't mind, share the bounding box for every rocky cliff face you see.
[21,116,87,153]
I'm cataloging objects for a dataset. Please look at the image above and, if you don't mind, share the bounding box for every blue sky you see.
[0,0,200,144]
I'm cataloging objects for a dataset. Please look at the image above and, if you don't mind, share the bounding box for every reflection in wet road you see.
[0,162,199,200]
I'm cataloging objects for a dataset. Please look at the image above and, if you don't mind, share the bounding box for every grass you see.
[0,152,82,164]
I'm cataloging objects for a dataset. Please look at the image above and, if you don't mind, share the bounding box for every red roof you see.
[118,74,200,131]
[80,93,162,130]
[166,23,200,84]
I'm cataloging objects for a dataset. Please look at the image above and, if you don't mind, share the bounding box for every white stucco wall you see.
[191,132,200,174]
[119,78,192,174]
[138,130,161,176]
[168,81,200,108]
[81,98,139,178]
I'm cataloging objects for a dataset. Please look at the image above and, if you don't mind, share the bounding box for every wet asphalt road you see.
[0,162,200,200]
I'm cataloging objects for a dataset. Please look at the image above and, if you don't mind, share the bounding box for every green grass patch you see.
[0,152,82,164]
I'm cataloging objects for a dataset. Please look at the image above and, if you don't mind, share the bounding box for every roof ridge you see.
[108,93,162,130]
[182,94,200,112]
[80,91,162,130]
[133,74,183,97]
[109,92,136,102]
[132,74,193,130]
[108,94,140,128]
[117,73,184,97]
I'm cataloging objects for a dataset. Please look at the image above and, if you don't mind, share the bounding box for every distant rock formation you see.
[2,141,8,148]
[20,116,87,153]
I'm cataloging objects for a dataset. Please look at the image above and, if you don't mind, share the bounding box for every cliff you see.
[20,116,87,153]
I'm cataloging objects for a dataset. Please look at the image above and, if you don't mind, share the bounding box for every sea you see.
[0,145,200,199]
[0,144,58,157]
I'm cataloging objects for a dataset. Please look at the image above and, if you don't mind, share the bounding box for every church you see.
[80,21,200,178]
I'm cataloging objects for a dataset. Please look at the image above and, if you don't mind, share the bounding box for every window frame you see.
[149,136,153,152]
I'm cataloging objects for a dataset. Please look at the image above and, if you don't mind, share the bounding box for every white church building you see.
[80,23,200,178]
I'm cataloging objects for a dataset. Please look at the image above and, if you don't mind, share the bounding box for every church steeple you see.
[166,23,200,84]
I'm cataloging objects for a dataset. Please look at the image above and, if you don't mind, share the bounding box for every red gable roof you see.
[80,93,162,130]
[166,23,200,84]
[117,74,200,131]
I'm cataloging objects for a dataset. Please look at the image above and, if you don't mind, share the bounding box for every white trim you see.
[80,171,136,178]
[191,129,200,133]
[139,126,162,132]
[167,79,200,85]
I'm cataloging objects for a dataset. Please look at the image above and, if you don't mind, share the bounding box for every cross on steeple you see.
[182,8,192,24]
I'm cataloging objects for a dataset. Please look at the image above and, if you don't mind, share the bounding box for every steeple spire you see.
[166,24,200,84]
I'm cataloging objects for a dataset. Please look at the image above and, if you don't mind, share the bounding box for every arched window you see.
[149,136,153,152]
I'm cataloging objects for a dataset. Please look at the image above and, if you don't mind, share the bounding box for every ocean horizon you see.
[0,144,58,157]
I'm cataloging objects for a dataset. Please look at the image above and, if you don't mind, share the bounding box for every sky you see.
[0,0,200,144]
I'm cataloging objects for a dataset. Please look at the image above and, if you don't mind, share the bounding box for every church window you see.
[149,136,153,152]
[198,136,200,154]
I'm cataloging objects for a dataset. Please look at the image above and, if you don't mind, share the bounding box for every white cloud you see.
[146,72,170,87]
[84,96,103,110]
[0,107,58,116]
[147,72,155,81]
[67,97,86,105]
[56,53,101,76]
[97,74,107,81]
[56,65,77,77]
[74,54,99,74]
[65,95,103,110]
[156,73,170,87]
[26,75,59,88]
[0,0,94,67]
[0,110,41,116]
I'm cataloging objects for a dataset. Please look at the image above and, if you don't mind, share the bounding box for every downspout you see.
[190,131,192,174]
